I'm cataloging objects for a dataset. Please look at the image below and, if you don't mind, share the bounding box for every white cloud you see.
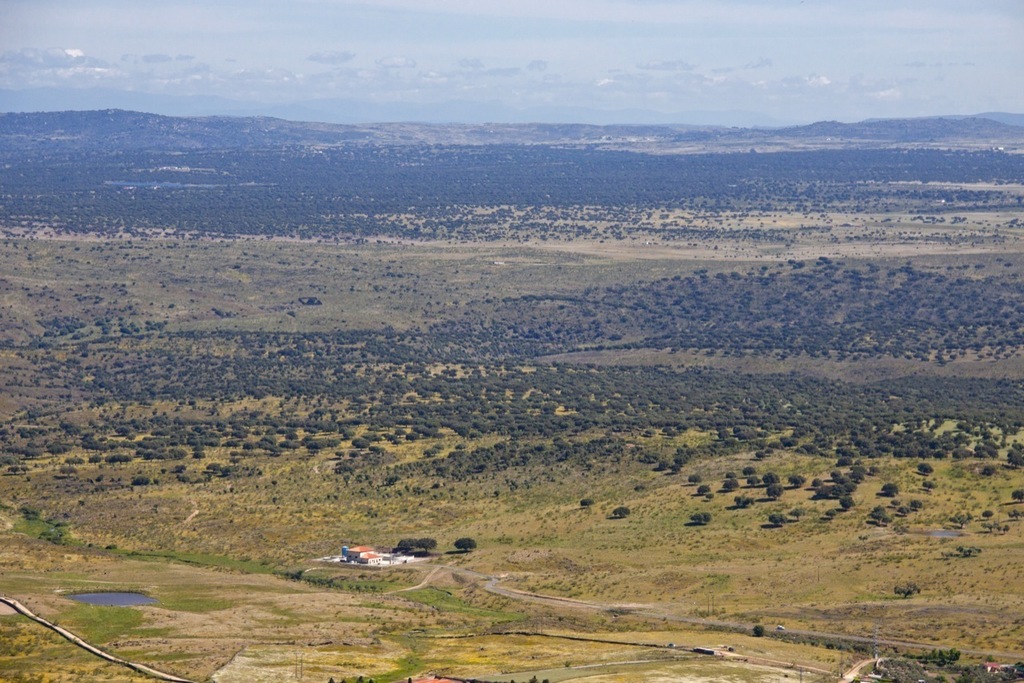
[1,47,103,68]
[870,88,902,101]
[0,47,128,88]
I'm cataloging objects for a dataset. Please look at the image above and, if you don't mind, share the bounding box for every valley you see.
[1,112,1023,682]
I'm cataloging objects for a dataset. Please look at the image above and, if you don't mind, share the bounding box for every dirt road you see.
[431,566,1024,664]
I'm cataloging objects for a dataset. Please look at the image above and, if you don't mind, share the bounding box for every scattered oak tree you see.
[454,537,477,552]
[869,505,892,526]
[690,512,712,525]
[950,512,973,529]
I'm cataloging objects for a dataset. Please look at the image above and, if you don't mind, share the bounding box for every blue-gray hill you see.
[2,110,1023,154]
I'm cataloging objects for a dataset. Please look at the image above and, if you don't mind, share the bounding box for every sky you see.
[1,0,1022,125]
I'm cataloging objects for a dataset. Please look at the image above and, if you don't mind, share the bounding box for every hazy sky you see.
[2,0,1022,123]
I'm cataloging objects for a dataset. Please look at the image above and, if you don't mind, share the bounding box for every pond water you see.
[68,592,157,606]
[928,529,961,538]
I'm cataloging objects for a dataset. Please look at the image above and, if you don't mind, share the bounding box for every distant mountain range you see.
[0,87,793,128]
[0,108,1022,153]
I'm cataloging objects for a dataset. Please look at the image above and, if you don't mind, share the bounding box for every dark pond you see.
[68,592,157,606]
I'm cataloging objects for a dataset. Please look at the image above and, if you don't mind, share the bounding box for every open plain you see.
[1,112,1023,682]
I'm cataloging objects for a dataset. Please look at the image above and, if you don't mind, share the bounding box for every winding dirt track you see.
[436,565,1024,663]
[0,595,196,683]
[388,564,443,593]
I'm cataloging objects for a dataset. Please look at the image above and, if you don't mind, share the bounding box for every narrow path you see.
[0,596,196,683]
[841,657,878,682]
[389,564,444,593]
[181,498,199,526]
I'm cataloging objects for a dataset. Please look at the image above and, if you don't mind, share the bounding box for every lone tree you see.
[1012,489,1024,504]
[767,512,788,527]
[580,497,594,508]
[894,582,921,599]
[752,624,765,637]
[611,506,631,519]
[454,537,477,552]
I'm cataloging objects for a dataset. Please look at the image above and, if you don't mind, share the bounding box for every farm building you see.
[325,544,413,566]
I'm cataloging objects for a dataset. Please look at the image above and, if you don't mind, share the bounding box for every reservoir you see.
[68,592,157,606]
